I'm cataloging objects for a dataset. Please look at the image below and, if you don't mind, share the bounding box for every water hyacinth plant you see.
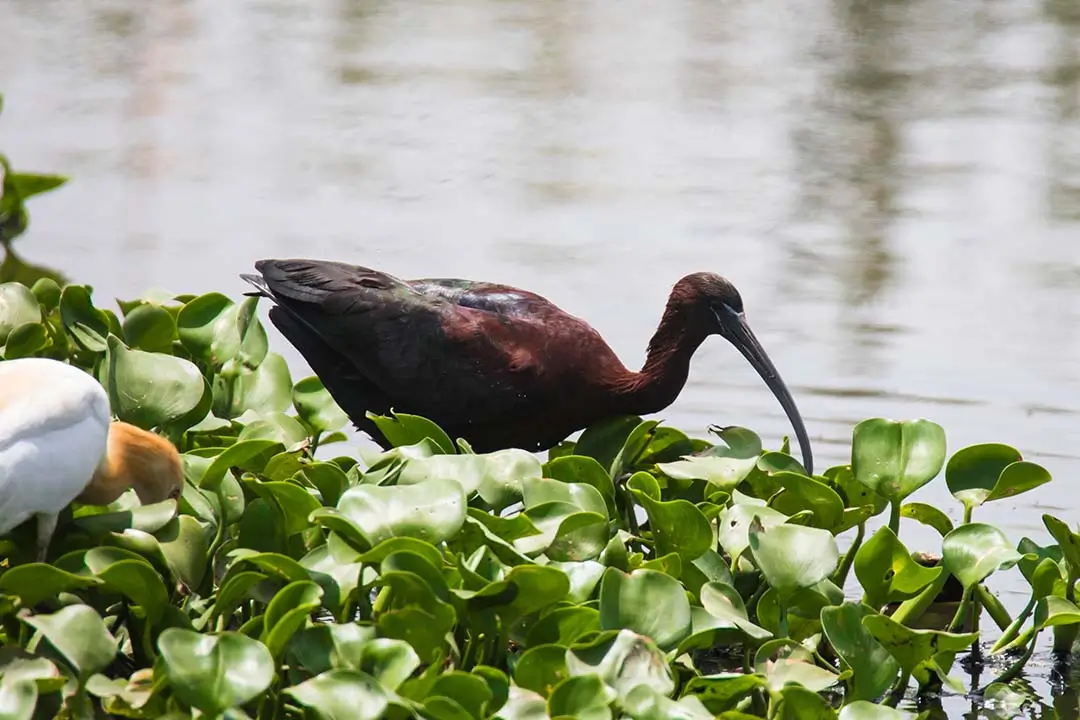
[0,275,1071,720]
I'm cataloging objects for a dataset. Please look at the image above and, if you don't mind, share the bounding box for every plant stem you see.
[962,504,973,525]
[888,502,901,536]
[831,522,865,588]
[891,570,950,627]
[974,584,1011,631]
[778,603,789,639]
[946,586,975,633]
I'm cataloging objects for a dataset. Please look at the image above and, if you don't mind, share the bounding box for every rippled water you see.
[3,0,1080,712]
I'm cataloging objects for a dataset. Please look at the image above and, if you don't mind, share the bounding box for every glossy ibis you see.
[0,358,185,560]
[242,259,814,472]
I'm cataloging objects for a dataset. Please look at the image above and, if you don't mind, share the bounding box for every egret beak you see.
[714,306,814,475]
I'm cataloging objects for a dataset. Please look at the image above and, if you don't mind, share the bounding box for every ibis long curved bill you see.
[717,308,814,475]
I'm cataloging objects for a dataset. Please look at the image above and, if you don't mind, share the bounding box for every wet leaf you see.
[599,569,691,651]
[854,526,942,608]
[0,563,103,607]
[103,335,206,430]
[851,418,946,503]
[368,410,455,454]
[293,375,349,433]
[942,523,1027,589]
[820,601,899,701]
[22,605,117,680]
[157,628,274,715]
[748,523,839,602]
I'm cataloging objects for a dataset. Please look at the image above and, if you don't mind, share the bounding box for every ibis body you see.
[243,258,814,472]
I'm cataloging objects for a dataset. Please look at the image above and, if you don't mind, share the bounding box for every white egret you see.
[0,357,185,561]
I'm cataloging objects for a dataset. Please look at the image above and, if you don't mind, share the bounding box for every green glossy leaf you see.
[22,605,117,680]
[526,607,601,647]
[942,523,1026,589]
[630,487,712,561]
[368,410,455,454]
[321,477,466,549]
[837,702,917,720]
[285,669,400,720]
[514,644,569,698]
[157,514,211,590]
[0,283,41,346]
[122,303,176,352]
[545,455,617,517]
[493,686,549,720]
[30,278,60,311]
[523,476,608,517]
[233,353,293,415]
[985,461,1052,503]
[7,172,67,199]
[748,522,839,602]
[197,439,282,490]
[548,674,615,718]
[566,629,675,700]
[574,415,642,473]
[826,465,888,515]
[157,628,274,715]
[657,455,756,492]
[680,673,767,715]
[0,563,103,607]
[1035,596,1080,631]
[698,582,772,641]
[773,684,838,718]
[899,502,954,536]
[599,569,691,651]
[717,503,790,562]
[3,321,47,358]
[59,285,109,352]
[74,498,179,536]
[820,602,899,701]
[851,418,946,503]
[85,548,170,624]
[945,442,1021,509]
[0,678,36,720]
[104,335,205,429]
[853,526,941,608]
[293,375,349,433]
[861,613,977,687]
[175,292,238,364]
[262,580,324,659]
[428,671,494,719]
[248,480,321,537]
[769,472,844,531]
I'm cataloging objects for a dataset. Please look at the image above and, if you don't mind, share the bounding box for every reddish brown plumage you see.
[241,259,813,472]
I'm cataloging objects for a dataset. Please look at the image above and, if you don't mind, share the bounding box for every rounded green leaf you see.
[122,303,176,352]
[0,563,103,607]
[30,277,61,311]
[545,456,617,517]
[85,549,170,625]
[514,645,569,698]
[547,674,616,718]
[851,418,946,503]
[853,526,942,608]
[327,477,467,548]
[769,472,845,530]
[945,442,1021,509]
[293,375,349,433]
[838,701,918,720]
[197,439,282,490]
[599,569,692,651]
[3,321,47,358]
[748,522,839,602]
[526,607,601,647]
[566,629,675,700]
[631,491,712,561]
[717,502,790,561]
[59,285,109,352]
[985,461,1052,504]
[176,292,238,363]
[104,335,205,429]
[157,629,274,715]
[0,281,41,345]
[233,352,294,415]
[898,502,954,536]
[0,679,37,720]
[523,477,607,518]
[368,410,455,454]
[820,601,899,701]
[861,613,977,684]
[941,523,1026,589]
[22,605,117,680]
[262,580,324,659]
[1035,596,1080,631]
[248,480,321,538]
[157,515,211,590]
[286,669,398,720]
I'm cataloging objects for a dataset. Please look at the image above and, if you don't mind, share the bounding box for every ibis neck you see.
[614,303,708,415]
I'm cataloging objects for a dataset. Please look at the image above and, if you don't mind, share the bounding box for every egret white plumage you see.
[0,358,185,562]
